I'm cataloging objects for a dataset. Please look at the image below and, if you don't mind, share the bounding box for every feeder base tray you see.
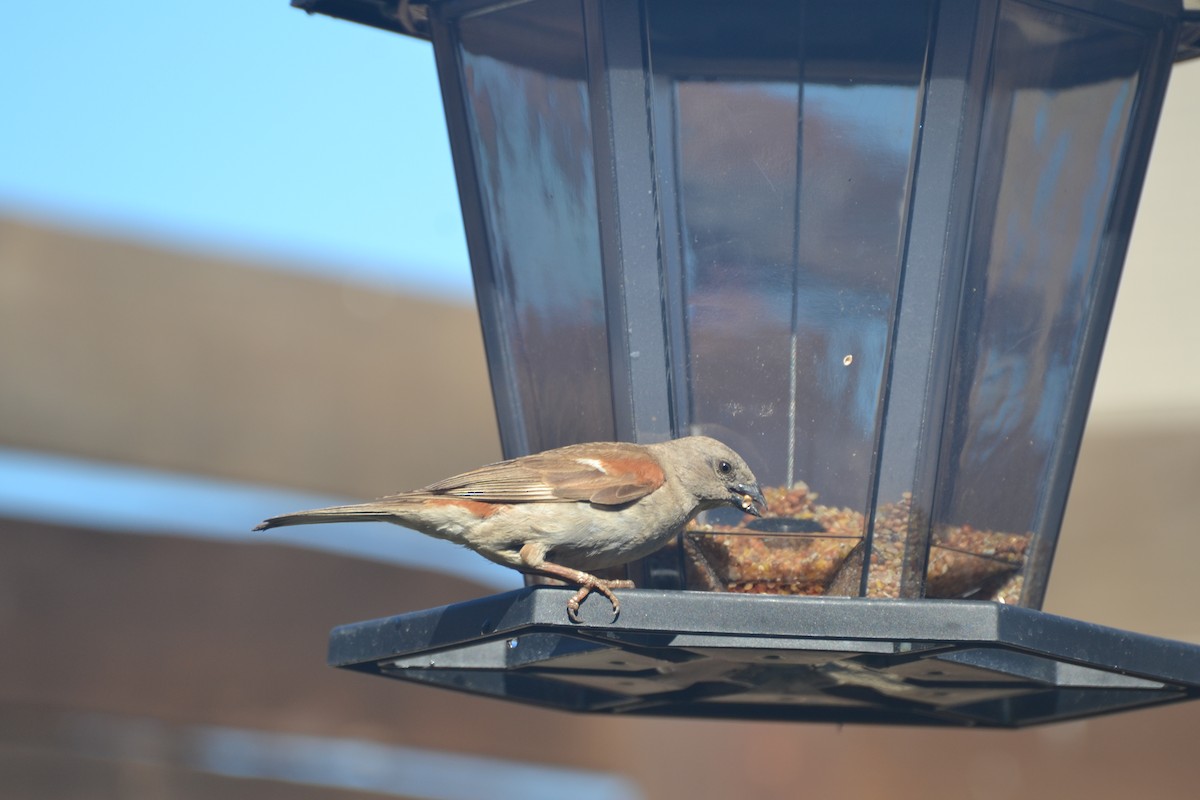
[328,588,1200,727]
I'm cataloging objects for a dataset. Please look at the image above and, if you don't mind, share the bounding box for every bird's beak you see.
[733,484,767,517]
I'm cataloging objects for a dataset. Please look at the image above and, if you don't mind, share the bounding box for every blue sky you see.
[0,1,473,298]
[0,2,512,582]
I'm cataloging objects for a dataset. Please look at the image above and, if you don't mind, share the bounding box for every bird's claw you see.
[566,577,635,624]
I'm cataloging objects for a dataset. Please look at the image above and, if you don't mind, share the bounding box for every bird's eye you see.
[717,460,732,475]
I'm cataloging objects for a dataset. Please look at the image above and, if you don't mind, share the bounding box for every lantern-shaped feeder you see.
[296,0,1200,726]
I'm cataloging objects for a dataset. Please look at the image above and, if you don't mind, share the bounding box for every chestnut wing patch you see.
[416,442,665,507]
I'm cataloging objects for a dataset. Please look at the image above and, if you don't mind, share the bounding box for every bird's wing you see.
[414,441,666,507]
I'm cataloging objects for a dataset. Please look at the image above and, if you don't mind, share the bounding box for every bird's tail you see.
[253,503,398,532]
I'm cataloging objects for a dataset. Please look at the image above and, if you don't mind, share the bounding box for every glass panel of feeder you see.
[646,0,932,594]
[455,0,615,454]
[930,0,1152,605]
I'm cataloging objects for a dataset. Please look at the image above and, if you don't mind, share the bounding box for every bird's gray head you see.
[654,436,767,517]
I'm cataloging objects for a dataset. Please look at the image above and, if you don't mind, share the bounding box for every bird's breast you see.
[497,494,693,571]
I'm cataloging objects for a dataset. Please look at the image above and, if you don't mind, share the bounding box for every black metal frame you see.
[426,0,531,457]
[584,0,675,447]
[1017,2,1179,607]
[866,0,998,599]
[329,589,1200,727]
[288,1,1200,59]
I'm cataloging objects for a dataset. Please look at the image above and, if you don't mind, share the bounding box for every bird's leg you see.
[518,543,634,623]
[548,565,634,623]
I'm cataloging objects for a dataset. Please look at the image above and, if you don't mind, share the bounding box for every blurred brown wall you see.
[0,216,502,499]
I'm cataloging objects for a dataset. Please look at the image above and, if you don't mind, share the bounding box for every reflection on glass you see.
[645,0,931,591]
[457,0,613,453]
[446,0,1160,603]
[931,0,1150,603]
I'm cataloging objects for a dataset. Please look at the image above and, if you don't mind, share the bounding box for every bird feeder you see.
[295,0,1200,726]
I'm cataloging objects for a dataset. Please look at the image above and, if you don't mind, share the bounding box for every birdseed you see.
[684,483,1029,604]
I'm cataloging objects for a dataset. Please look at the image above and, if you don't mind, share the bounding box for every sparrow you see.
[254,435,765,621]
